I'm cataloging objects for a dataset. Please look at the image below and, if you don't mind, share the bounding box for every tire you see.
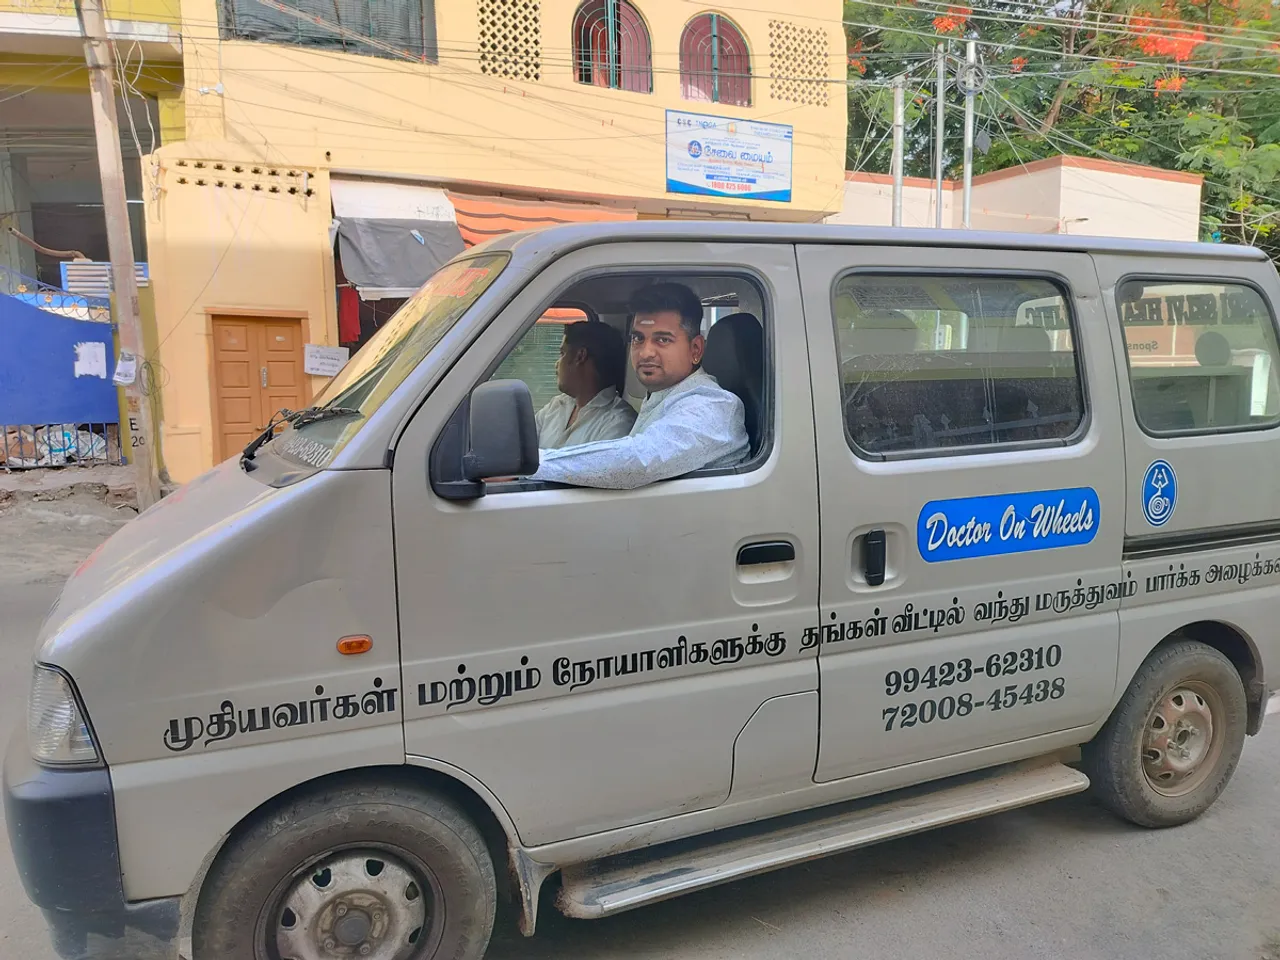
[193,779,496,960]
[1082,639,1247,828]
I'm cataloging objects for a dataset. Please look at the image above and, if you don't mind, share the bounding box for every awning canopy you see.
[448,192,637,248]
[332,180,638,300]
[330,179,465,300]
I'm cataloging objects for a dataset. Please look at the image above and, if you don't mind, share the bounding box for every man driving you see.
[535,320,635,448]
[532,282,749,490]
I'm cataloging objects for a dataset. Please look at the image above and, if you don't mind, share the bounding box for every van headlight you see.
[28,665,101,766]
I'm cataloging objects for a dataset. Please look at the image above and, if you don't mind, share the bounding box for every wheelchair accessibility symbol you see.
[1142,459,1177,527]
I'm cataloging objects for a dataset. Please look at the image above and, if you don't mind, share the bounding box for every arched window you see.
[572,0,652,94]
[680,13,751,106]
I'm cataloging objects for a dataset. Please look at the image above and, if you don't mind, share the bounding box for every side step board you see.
[558,761,1089,919]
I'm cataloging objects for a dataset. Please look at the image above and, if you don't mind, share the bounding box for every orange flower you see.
[932,5,971,34]
[1132,16,1207,62]
[847,40,867,75]
[1154,75,1187,96]
[1010,55,1028,72]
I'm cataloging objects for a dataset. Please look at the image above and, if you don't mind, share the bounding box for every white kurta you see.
[534,388,637,449]
[532,369,749,490]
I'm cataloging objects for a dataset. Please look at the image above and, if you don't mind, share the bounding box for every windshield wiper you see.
[240,406,363,469]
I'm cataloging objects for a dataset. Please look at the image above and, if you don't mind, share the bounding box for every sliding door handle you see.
[736,541,795,567]
[862,529,887,586]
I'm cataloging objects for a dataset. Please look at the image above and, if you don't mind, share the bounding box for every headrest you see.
[1195,330,1231,367]
[703,312,763,392]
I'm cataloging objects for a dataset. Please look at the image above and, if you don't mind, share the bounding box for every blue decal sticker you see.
[917,487,1101,562]
[1141,460,1177,527]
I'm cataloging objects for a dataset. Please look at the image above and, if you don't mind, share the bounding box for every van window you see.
[486,271,770,482]
[834,274,1084,457]
[1117,278,1280,434]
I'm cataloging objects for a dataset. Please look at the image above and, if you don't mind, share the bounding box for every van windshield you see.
[270,252,510,469]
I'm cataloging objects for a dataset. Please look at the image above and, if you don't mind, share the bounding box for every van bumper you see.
[3,730,180,960]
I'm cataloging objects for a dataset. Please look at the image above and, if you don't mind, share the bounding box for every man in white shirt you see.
[532,282,749,490]
[534,320,635,448]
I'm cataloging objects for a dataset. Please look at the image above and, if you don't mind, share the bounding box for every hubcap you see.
[275,851,426,960]
[1142,683,1221,797]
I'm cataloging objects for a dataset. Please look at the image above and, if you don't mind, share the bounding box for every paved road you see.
[1,577,1277,960]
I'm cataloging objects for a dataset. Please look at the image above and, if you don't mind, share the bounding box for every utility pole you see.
[75,0,161,509]
[891,75,905,228]
[962,39,977,228]
[934,42,946,229]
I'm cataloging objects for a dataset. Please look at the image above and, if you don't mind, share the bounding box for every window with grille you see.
[571,0,652,94]
[218,0,437,63]
[479,0,541,81]
[680,13,750,107]
[768,18,828,107]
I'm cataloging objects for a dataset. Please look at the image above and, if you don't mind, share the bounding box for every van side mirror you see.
[462,380,539,482]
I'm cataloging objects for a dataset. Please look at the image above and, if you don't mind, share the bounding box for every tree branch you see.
[1038,37,1100,135]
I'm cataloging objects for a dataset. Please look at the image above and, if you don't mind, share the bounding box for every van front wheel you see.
[193,781,496,960]
[1082,640,1246,828]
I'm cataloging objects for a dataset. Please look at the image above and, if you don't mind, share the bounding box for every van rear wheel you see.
[1082,640,1246,828]
[193,781,496,960]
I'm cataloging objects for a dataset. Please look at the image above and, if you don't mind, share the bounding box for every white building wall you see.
[831,157,1202,242]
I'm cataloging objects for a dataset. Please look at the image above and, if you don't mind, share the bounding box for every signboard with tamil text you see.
[665,110,793,203]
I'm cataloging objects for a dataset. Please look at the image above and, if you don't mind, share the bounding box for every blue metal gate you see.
[0,284,125,469]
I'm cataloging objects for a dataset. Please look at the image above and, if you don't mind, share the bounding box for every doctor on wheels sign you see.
[665,110,793,203]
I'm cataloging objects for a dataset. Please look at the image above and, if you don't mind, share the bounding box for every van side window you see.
[1117,279,1280,434]
[834,274,1085,458]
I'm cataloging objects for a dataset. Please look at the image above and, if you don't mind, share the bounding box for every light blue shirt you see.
[532,369,749,490]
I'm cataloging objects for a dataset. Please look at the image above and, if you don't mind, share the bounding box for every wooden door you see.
[212,317,308,461]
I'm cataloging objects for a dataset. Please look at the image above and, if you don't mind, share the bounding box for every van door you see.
[391,241,820,846]
[1093,253,1280,694]
[797,244,1125,782]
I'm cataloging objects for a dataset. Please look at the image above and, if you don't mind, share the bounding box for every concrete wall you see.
[0,150,36,277]
[0,0,179,24]
[969,164,1064,234]
[1058,159,1202,241]
[144,155,335,478]
[828,174,955,229]
[833,156,1203,239]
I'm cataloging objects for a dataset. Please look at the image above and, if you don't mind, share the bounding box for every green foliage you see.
[844,0,1280,257]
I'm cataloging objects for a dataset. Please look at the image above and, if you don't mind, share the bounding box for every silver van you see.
[7,223,1280,960]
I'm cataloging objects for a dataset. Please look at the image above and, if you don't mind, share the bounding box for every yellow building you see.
[139,0,848,481]
[0,0,183,281]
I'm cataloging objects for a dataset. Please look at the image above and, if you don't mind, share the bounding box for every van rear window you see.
[833,274,1085,458]
[1117,279,1280,435]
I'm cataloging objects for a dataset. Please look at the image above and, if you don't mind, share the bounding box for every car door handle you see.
[736,541,795,566]
[862,529,887,587]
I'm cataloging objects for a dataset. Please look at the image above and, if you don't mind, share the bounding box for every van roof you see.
[485,220,1269,262]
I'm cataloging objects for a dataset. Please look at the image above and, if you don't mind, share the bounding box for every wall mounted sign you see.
[665,110,793,203]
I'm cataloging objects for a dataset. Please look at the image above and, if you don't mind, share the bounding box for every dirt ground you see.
[0,468,136,585]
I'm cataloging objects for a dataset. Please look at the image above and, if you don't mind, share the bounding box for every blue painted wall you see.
[0,293,120,425]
